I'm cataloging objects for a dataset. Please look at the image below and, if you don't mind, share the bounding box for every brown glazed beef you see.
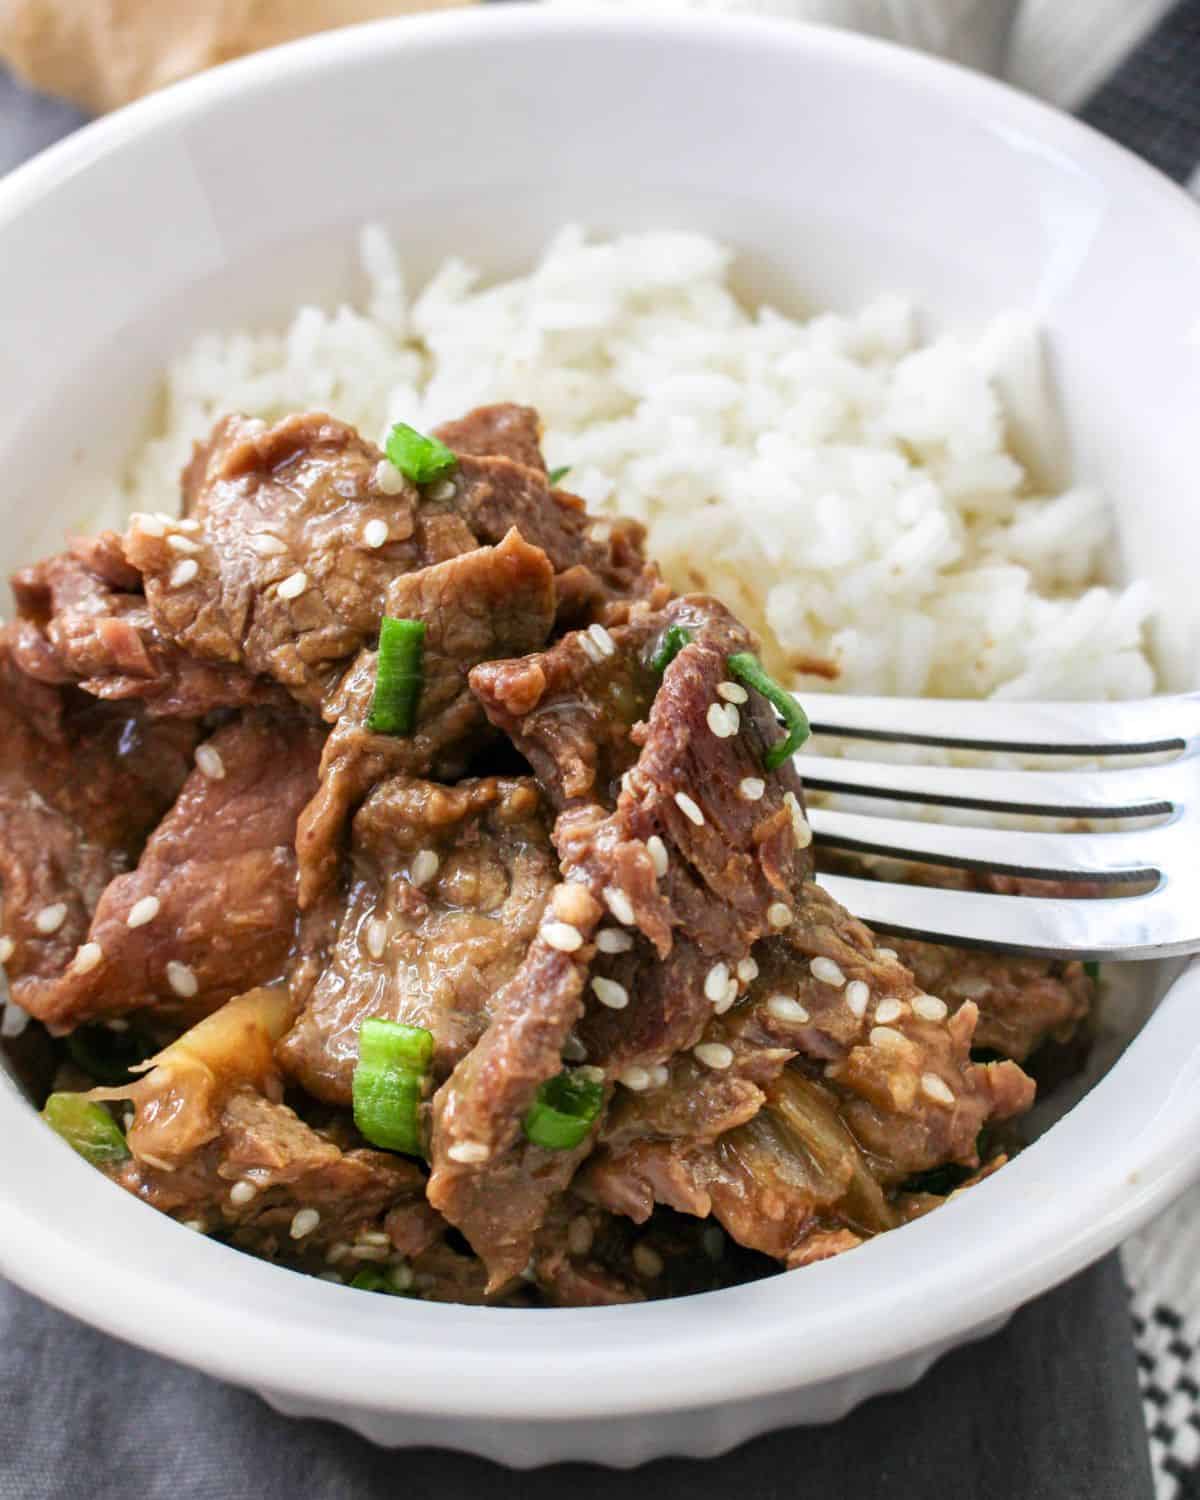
[295,528,556,904]
[280,775,557,1104]
[0,634,197,1004]
[17,713,323,1030]
[433,403,549,472]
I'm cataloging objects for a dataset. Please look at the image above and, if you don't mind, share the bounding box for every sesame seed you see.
[870,1025,906,1051]
[921,1072,955,1106]
[250,533,288,556]
[767,902,792,929]
[126,896,160,929]
[874,997,905,1025]
[714,977,739,1015]
[165,960,198,998]
[177,518,201,534]
[543,921,583,953]
[782,791,811,848]
[365,919,388,959]
[169,558,199,587]
[229,1180,257,1207]
[375,459,407,495]
[738,959,760,986]
[707,702,737,738]
[357,1230,391,1247]
[579,634,604,665]
[913,994,948,1023]
[596,928,633,954]
[694,1041,734,1071]
[875,947,898,962]
[717,681,749,704]
[132,511,166,537]
[326,1243,351,1265]
[810,956,846,988]
[410,849,440,887]
[845,980,870,1017]
[591,976,629,1010]
[633,1244,664,1278]
[428,478,457,502]
[362,518,389,549]
[576,1065,605,1084]
[34,903,67,935]
[351,1243,391,1262]
[739,777,766,802]
[587,623,616,658]
[603,887,636,925]
[390,1263,414,1292]
[447,1141,490,1165]
[154,512,177,528]
[568,1216,594,1257]
[71,942,103,978]
[181,1220,208,1234]
[166,533,200,555]
[704,963,730,1003]
[1,1002,29,1039]
[278,570,308,601]
[651,1064,670,1088]
[620,1066,652,1092]
[194,744,225,779]
[562,1033,587,1062]
[951,975,992,1000]
[767,995,810,1023]
[674,791,705,825]
[290,1208,321,1239]
[587,522,612,544]
[0,937,13,964]
[646,835,669,878]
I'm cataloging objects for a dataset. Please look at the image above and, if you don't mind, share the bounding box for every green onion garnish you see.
[1084,961,1100,981]
[384,423,458,486]
[547,465,571,486]
[349,1267,413,1296]
[352,1017,433,1157]
[650,625,692,675]
[65,1023,151,1087]
[727,652,811,771]
[522,1069,604,1151]
[41,1093,130,1166]
[367,617,425,736]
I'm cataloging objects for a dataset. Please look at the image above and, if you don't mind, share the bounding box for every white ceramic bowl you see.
[2,7,1200,1468]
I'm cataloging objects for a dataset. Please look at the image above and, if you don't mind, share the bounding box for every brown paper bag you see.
[0,0,476,114]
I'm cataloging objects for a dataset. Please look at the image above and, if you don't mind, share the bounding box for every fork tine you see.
[815,872,1193,960]
[797,753,1178,818]
[808,807,1166,882]
[799,691,1200,755]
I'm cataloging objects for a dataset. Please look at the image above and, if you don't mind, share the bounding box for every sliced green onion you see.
[367,616,425,736]
[384,423,458,486]
[727,652,811,771]
[65,1023,151,1086]
[1084,961,1100,982]
[349,1267,413,1296]
[547,465,571,486]
[522,1069,604,1151]
[42,1093,130,1166]
[352,1017,433,1157]
[650,625,692,675]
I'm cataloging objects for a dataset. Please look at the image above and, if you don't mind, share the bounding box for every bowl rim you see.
[2,3,1200,1424]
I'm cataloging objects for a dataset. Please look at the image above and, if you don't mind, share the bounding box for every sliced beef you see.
[0,635,196,1003]
[280,775,557,1104]
[295,529,555,904]
[10,536,277,717]
[18,713,323,1030]
[426,882,605,1290]
[432,403,547,472]
[473,596,813,1071]
[110,1086,433,1259]
[125,412,477,712]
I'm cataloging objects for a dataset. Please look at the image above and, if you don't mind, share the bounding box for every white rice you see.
[115,223,1156,706]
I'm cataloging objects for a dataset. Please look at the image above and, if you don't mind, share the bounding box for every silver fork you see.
[798,692,1200,961]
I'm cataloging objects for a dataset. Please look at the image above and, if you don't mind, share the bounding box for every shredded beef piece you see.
[280,775,557,1104]
[295,528,555,904]
[473,596,812,1071]
[0,635,197,1003]
[426,882,605,1290]
[18,713,323,1030]
[10,536,278,716]
[432,403,548,472]
[111,1087,432,1257]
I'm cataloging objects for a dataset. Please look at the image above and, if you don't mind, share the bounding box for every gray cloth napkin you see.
[0,1256,1153,1500]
